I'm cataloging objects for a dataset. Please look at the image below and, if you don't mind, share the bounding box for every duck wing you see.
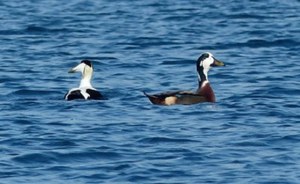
[143,91,206,105]
[65,89,85,100]
[86,89,104,100]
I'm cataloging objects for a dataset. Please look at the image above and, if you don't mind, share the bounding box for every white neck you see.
[79,77,93,88]
[198,68,209,82]
[79,68,93,88]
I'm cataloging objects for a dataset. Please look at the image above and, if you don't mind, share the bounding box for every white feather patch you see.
[81,88,90,100]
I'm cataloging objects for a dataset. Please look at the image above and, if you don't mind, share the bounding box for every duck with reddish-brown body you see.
[144,52,225,105]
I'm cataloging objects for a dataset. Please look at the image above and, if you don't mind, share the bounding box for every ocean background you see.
[1,0,300,183]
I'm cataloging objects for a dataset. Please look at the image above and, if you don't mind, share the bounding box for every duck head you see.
[197,52,224,82]
[69,59,94,88]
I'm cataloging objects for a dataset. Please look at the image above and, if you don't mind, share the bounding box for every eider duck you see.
[144,52,224,105]
[64,60,103,100]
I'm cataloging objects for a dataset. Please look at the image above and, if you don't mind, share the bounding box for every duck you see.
[143,52,224,105]
[64,59,104,100]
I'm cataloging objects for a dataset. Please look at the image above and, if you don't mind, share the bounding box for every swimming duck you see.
[64,60,103,100]
[144,52,224,105]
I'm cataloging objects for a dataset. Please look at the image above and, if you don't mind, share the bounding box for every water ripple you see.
[1,0,300,183]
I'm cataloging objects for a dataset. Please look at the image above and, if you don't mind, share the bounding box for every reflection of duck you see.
[144,52,225,105]
[64,60,103,100]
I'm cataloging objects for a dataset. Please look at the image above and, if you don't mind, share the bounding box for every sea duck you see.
[144,52,224,105]
[64,60,103,100]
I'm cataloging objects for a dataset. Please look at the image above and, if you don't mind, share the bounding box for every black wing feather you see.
[65,90,85,100]
[86,89,104,100]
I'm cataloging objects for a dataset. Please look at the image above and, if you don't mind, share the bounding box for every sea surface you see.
[0,0,300,183]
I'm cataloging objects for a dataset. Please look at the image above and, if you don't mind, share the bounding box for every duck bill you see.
[212,57,225,67]
[68,63,85,73]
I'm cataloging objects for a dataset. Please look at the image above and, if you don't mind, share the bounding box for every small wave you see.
[227,13,269,19]
[231,141,268,147]
[41,140,78,148]
[12,153,57,164]
[219,39,299,49]
[25,25,70,33]
[0,29,23,36]
[273,135,300,143]
[54,151,122,162]
[244,39,298,48]
[10,89,61,97]
[12,150,122,165]
[160,59,194,65]
[138,136,197,144]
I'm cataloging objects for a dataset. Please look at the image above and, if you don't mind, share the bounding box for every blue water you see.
[1,0,300,183]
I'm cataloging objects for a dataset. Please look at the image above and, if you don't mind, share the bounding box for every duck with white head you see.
[64,60,104,101]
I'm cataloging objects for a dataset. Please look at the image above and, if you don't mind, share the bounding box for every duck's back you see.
[65,88,103,100]
[65,89,84,100]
